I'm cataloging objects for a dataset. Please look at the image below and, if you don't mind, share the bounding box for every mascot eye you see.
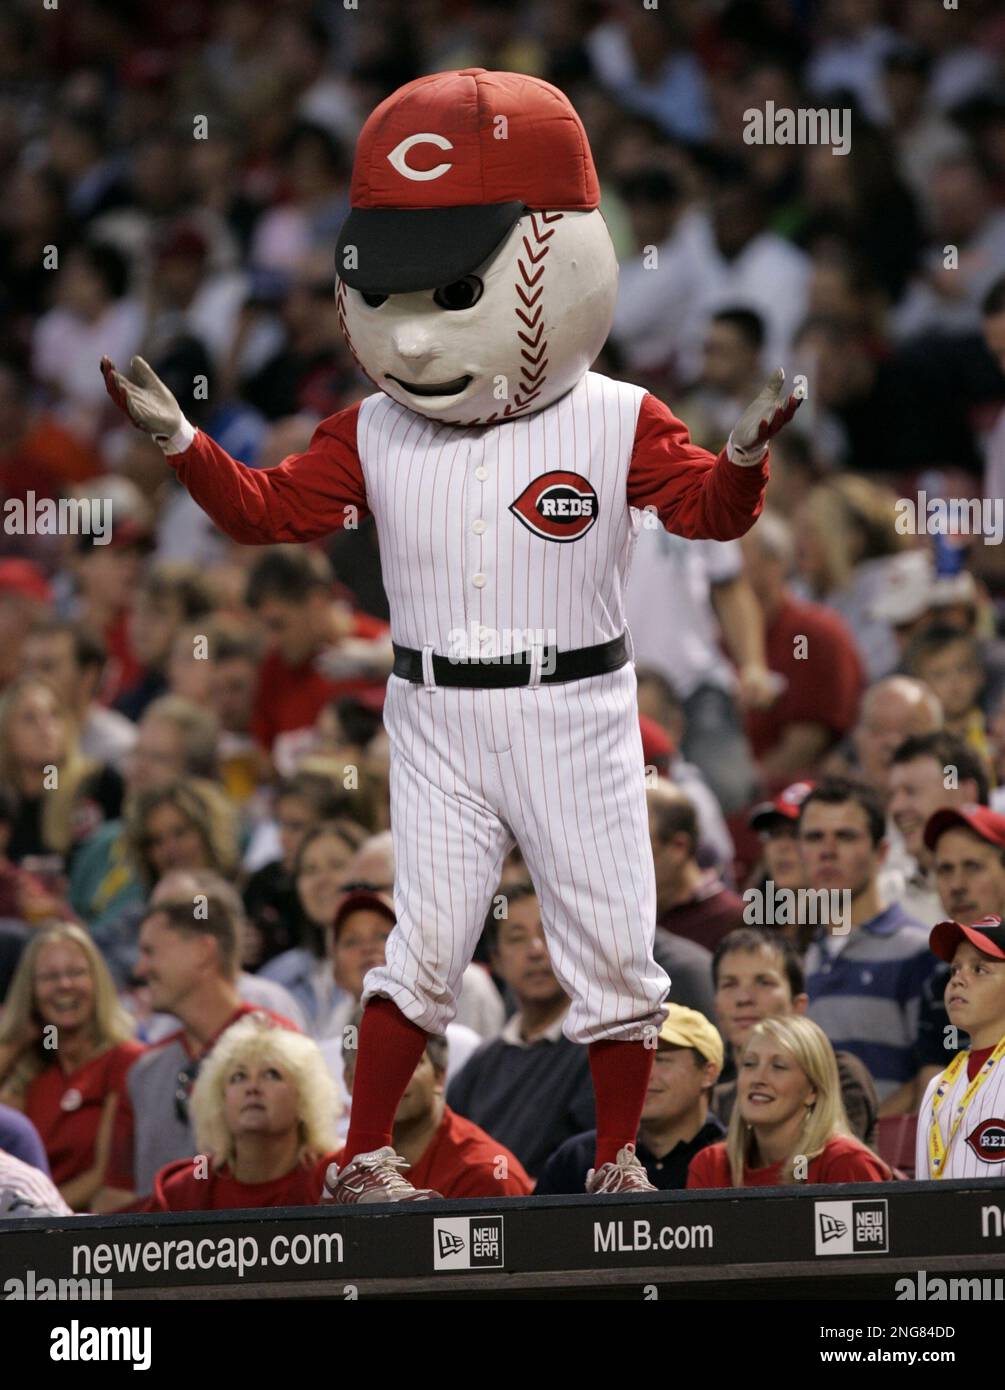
[433,277,483,311]
[360,292,388,308]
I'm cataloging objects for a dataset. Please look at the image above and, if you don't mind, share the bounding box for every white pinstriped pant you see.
[361,664,670,1044]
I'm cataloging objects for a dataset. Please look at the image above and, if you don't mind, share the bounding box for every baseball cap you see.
[930,914,1005,963]
[332,889,395,941]
[639,714,675,768]
[923,804,1005,853]
[0,559,52,605]
[658,1004,724,1073]
[869,549,933,626]
[749,780,815,833]
[336,68,600,295]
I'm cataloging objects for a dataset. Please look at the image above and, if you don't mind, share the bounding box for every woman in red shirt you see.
[152,1012,339,1211]
[0,922,143,1210]
[688,1015,890,1188]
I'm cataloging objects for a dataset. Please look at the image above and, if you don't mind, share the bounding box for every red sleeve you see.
[817,1139,890,1184]
[685,1143,728,1189]
[803,617,864,736]
[167,403,370,545]
[627,393,769,540]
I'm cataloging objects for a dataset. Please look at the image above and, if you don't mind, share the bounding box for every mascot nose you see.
[392,327,439,363]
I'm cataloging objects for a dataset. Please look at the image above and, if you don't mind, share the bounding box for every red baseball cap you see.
[923,804,1005,853]
[336,68,600,295]
[930,914,1005,962]
[639,714,675,768]
[332,889,395,942]
[749,780,816,832]
[0,559,52,605]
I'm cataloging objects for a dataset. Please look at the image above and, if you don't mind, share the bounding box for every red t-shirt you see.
[102,610,142,704]
[967,1045,996,1081]
[333,1106,534,1199]
[686,1134,890,1188]
[25,1041,146,1187]
[153,1152,337,1212]
[745,595,864,760]
[250,610,388,751]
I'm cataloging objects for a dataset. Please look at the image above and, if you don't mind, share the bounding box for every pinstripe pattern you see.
[357,371,669,1043]
[357,371,646,653]
[364,664,669,1043]
[916,1046,1005,1179]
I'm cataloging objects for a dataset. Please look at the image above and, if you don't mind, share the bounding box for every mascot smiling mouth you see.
[386,374,474,397]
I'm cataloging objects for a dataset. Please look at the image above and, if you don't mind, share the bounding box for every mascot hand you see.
[100,355,192,451]
[726,368,802,466]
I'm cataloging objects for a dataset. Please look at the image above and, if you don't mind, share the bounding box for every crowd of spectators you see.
[2,0,1005,1219]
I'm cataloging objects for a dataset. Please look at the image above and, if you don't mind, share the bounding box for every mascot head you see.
[335,68,617,427]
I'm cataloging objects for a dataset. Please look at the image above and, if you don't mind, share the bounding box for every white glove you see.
[100,355,194,453]
[726,367,803,466]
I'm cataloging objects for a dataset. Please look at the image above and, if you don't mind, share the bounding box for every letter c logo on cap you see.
[387,133,454,182]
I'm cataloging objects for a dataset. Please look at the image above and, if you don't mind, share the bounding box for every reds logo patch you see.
[966,1118,1005,1162]
[509,472,599,542]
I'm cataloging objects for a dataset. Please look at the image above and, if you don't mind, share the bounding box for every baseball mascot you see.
[102,69,801,1199]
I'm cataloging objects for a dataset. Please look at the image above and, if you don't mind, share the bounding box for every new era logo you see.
[437,1229,466,1259]
[433,1217,505,1271]
[814,1200,888,1256]
[818,1213,847,1243]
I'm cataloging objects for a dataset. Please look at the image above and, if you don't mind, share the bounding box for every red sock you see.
[589,1039,655,1170]
[342,997,429,1164]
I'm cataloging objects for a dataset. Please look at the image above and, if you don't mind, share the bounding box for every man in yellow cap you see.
[535,1005,725,1193]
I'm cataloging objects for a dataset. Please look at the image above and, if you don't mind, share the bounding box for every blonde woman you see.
[0,922,143,1210]
[0,675,122,868]
[150,1013,340,1211]
[687,1015,890,1187]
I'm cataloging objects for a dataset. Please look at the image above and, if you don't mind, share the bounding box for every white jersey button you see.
[472,573,486,589]
[472,519,486,535]
[478,626,491,642]
[475,466,488,481]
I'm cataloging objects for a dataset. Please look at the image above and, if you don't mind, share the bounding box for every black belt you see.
[392,633,629,688]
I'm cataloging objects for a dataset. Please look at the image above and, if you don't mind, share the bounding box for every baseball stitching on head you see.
[336,278,368,380]
[466,210,561,427]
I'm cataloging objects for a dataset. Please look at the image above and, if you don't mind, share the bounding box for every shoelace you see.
[592,1149,646,1193]
[357,1151,416,1196]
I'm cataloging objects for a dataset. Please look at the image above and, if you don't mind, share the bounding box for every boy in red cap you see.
[101,68,802,1201]
[916,914,1005,1180]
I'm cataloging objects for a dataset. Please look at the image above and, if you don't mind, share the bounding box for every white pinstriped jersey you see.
[170,368,767,662]
[916,1044,1005,1180]
[357,371,647,654]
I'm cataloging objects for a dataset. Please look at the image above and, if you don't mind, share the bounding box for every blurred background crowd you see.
[1,0,1005,1217]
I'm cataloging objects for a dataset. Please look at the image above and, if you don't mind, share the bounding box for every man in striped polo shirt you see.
[799,778,937,1114]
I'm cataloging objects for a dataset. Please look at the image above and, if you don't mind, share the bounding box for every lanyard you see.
[928,1036,1005,1179]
